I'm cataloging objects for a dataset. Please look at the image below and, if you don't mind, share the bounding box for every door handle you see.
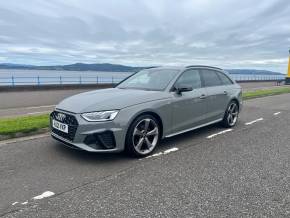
[223,91,228,95]
[199,94,207,99]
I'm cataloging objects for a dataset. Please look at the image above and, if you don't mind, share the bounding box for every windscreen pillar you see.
[286,49,290,85]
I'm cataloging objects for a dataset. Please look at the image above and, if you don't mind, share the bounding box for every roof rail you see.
[186,65,223,70]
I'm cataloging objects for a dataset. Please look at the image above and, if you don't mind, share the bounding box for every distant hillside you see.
[0,63,283,75]
[0,63,34,69]
[0,63,147,72]
[226,69,282,75]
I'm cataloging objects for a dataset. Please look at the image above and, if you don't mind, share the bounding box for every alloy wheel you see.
[227,102,239,126]
[132,118,159,155]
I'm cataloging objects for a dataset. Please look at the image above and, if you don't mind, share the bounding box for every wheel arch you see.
[229,97,240,111]
[222,97,240,119]
[127,110,164,139]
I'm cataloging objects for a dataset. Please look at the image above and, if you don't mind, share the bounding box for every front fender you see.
[119,98,172,140]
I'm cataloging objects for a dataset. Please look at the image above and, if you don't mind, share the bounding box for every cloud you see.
[0,0,289,73]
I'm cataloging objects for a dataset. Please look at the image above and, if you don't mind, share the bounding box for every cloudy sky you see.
[0,0,289,73]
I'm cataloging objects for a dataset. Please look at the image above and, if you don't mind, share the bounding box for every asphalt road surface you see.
[0,93,290,217]
[0,82,283,118]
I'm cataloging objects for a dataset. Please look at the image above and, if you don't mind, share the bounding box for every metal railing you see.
[230,74,284,81]
[0,74,285,86]
[0,76,126,86]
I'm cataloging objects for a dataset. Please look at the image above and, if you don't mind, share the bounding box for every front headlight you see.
[81,110,119,122]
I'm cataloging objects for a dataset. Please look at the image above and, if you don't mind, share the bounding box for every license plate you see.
[52,119,68,133]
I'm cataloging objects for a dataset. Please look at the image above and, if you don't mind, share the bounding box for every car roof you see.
[147,65,224,71]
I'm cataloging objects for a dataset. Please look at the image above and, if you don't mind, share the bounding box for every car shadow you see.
[52,142,133,164]
[51,122,239,162]
[157,121,242,151]
[157,124,218,150]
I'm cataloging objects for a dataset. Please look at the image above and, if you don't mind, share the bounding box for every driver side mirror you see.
[175,83,193,94]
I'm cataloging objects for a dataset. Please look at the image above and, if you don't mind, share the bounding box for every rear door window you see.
[217,72,233,85]
[201,69,222,87]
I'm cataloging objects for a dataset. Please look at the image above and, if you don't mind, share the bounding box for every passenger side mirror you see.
[175,84,193,94]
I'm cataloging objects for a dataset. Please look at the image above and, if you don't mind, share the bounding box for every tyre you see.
[125,114,160,157]
[221,100,239,127]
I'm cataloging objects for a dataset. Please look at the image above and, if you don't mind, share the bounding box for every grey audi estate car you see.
[51,66,242,157]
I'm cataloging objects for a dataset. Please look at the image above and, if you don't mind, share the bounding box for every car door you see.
[170,69,208,134]
[200,69,231,121]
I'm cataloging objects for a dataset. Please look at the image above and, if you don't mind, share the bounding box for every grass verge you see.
[242,87,290,100]
[0,86,290,139]
[0,114,49,137]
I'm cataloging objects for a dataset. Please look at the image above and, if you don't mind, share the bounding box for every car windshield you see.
[117,69,180,91]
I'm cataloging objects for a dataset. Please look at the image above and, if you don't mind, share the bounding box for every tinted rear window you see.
[201,70,222,87]
[217,72,233,85]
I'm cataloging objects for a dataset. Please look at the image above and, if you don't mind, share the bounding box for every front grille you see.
[84,131,116,149]
[50,111,78,141]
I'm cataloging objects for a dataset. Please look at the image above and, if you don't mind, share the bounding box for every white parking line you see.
[144,147,179,159]
[11,191,55,207]
[206,129,233,139]
[245,118,264,125]
[32,191,55,200]
[146,152,163,158]
[163,147,179,154]
[274,112,281,116]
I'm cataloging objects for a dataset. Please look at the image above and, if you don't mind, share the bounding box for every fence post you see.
[59,76,62,85]
[79,76,82,84]
[12,76,15,87]
[37,76,40,86]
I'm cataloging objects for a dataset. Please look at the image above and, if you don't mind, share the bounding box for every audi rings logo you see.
[55,113,66,121]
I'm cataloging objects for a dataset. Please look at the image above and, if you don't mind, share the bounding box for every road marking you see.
[245,118,264,125]
[26,110,52,115]
[274,112,281,116]
[163,147,179,154]
[11,191,55,207]
[143,147,179,159]
[206,129,233,139]
[147,152,163,158]
[32,191,55,200]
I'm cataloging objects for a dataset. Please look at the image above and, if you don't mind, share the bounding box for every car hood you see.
[56,88,170,113]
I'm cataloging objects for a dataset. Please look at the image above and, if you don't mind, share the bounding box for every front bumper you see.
[50,109,126,153]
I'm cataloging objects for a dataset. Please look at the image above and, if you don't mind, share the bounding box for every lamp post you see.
[286,49,290,85]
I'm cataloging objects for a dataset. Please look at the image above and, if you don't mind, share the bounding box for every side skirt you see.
[164,118,223,138]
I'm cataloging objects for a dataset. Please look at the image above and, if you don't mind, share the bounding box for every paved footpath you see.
[0,93,290,217]
[0,88,93,118]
